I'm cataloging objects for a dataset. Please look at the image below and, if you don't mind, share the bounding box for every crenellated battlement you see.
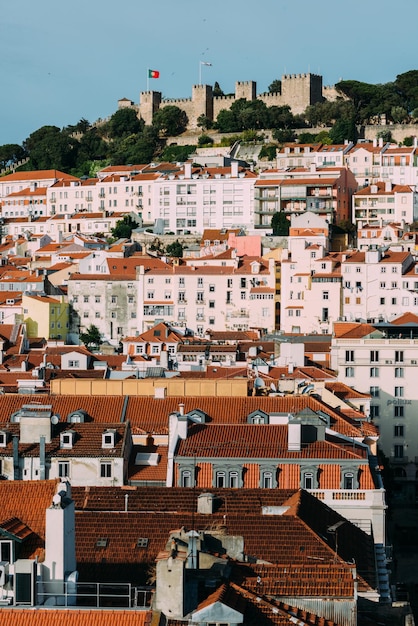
[137,71,327,128]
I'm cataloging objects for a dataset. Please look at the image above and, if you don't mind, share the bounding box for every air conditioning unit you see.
[0,562,9,586]
[385,360,393,364]
[412,360,417,365]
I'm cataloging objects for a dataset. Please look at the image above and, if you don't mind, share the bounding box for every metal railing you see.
[36,581,153,609]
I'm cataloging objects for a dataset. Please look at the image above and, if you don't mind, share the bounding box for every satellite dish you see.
[51,415,59,425]
[270,382,277,392]
[254,376,265,389]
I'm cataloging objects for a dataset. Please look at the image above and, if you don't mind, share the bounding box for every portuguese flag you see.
[148,69,160,78]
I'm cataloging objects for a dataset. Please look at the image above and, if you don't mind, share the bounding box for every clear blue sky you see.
[1,0,418,146]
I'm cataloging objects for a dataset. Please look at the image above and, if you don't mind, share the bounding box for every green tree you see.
[329,117,358,143]
[395,70,418,112]
[268,105,294,130]
[213,81,224,96]
[79,324,102,349]
[197,115,212,131]
[272,128,296,143]
[268,79,282,93]
[111,215,139,239]
[108,108,143,138]
[159,144,194,162]
[0,144,27,170]
[110,126,159,165]
[24,125,79,171]
[259,144,278,160]
[166,240,183,257]
[271,211,289,236]
[215,109,240,133]
[391,106,408,123]
[198,134,213,147]
[376,129,393,143]
[153,106,188,136]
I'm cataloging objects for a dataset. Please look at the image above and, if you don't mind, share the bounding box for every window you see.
[240,291,246,300]
[58,461,70,478]
[343,472,354,489]
[229,471,239,488]
[209,300,215,308]
[345,367,354,377]
[395,350,404,363]
[209,284,215,292]
[216,471,226,488]
[83,295,89,303]
[394,405,404,418]
[181,470,192,487]
[345,350,354,363]
[370,367,379,377]
[100,462,112,478]
[303,472,314,489]
[111,296,117,304]
[395,367,404,378]
[394,445,404,459]
[394,425,404,437]
[68,360,80,368]
[370,386,379,397]
[262,471,273,489]
[322,291,329,300]
[395,386,404,397]
[370,350,379,363]
[370,405,380,418]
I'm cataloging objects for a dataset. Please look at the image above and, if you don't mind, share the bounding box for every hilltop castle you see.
[118,73,339,129]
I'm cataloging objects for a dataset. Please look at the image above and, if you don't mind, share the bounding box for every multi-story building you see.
[22,294,69,341]
[352,181,418,228]
[68,251,277,344]
[330,316,418,501]
[255,165,358,228]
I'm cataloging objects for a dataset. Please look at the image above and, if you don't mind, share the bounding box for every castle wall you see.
[137,73,328,129]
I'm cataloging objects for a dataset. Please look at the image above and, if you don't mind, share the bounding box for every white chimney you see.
[288,422,301,451]
[43,482,77,585]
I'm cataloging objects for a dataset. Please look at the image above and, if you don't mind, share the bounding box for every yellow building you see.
[23,294,69,340]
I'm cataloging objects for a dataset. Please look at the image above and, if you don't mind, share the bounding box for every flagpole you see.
[147,69,149,92]
[199,61,202,86]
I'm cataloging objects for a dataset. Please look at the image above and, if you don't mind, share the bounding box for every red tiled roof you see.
[0,609,152,626]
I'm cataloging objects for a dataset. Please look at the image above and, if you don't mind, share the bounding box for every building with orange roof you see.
[330,315,418,501]
[353,181,418,228]
[0,478,394,619]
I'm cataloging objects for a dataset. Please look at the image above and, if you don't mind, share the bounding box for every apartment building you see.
[352,181,418,228]
[255,165,357,228]
[330,316,418,501]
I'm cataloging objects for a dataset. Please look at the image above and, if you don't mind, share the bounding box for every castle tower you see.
[281,73,323,115]
[235,81,256,101]
[139,91,162,125]
[191,84,213,127]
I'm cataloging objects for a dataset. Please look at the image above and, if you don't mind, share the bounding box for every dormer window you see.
[0,431,7,447]
[102,429,116,448]
[60,430,75,449]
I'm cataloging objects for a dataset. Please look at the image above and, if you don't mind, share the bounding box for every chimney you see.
[197,492,215,514]
[288,421,301,451]
[43,482,77,588]
[39,435,46,480]
[184,162,192,179]
[231,161,239,178]
[13,435,19,480]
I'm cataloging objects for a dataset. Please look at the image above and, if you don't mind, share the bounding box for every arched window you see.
[262,471,273,489]
[216,471,226,488]
[229,471,239,488]
[343,472,354,489]
[181,470,192,488]
[303,472,314,490]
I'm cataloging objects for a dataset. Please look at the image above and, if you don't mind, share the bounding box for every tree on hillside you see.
[0,144,27,170]
[268,79,282,93]
[24,126,79,171]
[271,211,289,236]
[395,70,418,113]
[152,106,188,136]
[213,81,224,96]
[166,240,183,257]
[109,108,143,138]
[79,324,102,349]
[111,215,139,239]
